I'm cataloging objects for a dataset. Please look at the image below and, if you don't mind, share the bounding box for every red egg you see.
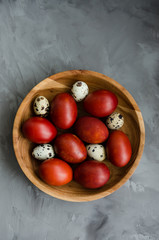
[74,160,110,189]
[54,133,87,163]
[84,90,118,117]
[22,117,57,143]
[74,116,109,143]
[39,158,73,186]
[106,130,132,167]
[50,93,77,129]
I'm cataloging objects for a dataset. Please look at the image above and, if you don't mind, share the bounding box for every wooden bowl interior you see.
[13,71,144,201]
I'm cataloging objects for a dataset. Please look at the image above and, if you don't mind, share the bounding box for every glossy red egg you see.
[74,116,109,143]
[74,160,110,189]
[106,130,132,167]
[50,93,77,129]
[54,133,87,163]
[84,90,118,117]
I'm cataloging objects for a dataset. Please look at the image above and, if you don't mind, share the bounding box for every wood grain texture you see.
[12,70,145,202]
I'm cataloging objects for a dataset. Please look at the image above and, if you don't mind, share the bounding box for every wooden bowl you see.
[13,70,145,202]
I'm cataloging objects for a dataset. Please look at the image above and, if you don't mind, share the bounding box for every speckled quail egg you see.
[71,81,89,102]
[106,112,124,130]
[33,96,50,117]
[32,144,55,160]
[86,144,106,161]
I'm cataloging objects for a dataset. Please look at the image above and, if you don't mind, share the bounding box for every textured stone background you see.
[0,0,159,239]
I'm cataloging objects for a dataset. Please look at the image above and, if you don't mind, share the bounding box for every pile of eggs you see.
[22,81,131,189]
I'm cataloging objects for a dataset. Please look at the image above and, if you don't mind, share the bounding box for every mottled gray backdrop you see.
[0,0,159,239]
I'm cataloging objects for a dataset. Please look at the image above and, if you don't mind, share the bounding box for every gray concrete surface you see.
[0,0,159,239]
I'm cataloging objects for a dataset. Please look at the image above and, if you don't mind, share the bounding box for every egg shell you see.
[71,81,89,102]
[33,96,50,117]
[86,144,106,161]
[106,112,124,130]
[32,144,55,160]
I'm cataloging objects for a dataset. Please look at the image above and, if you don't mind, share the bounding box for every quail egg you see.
[33,96,49,117]
[106,112,124,130]
[71,81,89,102]
[86,144,106,161]
[32,144,55,160]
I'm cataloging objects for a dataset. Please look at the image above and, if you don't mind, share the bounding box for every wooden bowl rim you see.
[12,70,145,202]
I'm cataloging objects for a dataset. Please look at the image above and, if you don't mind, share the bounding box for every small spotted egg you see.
[33,96,49,117]
[86,144,106,161]
[106,112,124,130]
[71,81,89,102]
[32,144,55,160]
